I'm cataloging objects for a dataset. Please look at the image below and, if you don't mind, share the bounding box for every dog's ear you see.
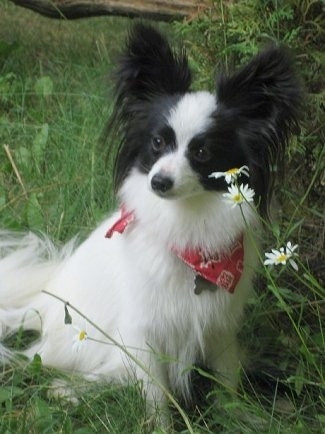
[105,24,191,192]
[216,46,301,134]
[216,47,302,215]
[115,23,191,102]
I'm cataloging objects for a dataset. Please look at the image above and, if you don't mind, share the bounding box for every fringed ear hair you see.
[115,23,191,106]
[216,46,302,216]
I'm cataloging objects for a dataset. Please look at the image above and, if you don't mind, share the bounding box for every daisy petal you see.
[209,171,224,179]
[289,259,299,271]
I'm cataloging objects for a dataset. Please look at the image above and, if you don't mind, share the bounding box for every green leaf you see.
[0,387,23,404]
[33,123,49,168]
[0,185,6,208]
[17,146,31,166]
[294,360,305,396]
[26,193,44,230]
[271,223,281,239]
[0,196,6,208]
[28,353,43,376]
[64,303,72,324]
[34,76,53,97]
[278,286,306,303]
[32,397,53,430]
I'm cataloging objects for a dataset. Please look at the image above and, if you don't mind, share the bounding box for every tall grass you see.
[0,0,324,432]
[0,2,125,239]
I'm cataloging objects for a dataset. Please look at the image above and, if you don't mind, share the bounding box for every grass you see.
[0,0,324,432]
[0,2,125,239]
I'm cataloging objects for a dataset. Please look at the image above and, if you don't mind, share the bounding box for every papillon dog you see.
[0,24,301,419]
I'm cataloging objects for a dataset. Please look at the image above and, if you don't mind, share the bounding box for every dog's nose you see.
[151,174,174,193]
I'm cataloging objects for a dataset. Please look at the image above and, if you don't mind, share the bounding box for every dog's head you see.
[109,24,301,216]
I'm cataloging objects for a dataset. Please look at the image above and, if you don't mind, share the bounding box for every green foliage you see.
[0,359,147,434]
[175,0,324,182]
[0,2,123,238]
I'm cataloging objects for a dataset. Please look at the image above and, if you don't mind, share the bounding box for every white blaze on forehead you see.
[167,91,216,151]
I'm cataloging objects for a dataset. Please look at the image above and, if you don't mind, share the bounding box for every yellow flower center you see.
[233,193,242,203]
[276,253,288,263]
[78,330,87,341]
[226,168,239,175]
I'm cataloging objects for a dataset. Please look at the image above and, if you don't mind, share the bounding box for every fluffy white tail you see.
[0,231,76,357]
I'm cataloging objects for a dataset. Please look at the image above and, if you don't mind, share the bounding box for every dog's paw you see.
[47,378,79,405]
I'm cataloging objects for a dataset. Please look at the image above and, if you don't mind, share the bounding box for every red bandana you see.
[105,206,135,238]
[105,208,244,294]
[173,239,244,293]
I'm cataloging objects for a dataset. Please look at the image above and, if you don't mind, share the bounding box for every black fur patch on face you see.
[186,124,249,192]
[116,95,179,179]
[136,123,177,175]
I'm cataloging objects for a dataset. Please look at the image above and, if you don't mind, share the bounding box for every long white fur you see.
[0,92,260,414]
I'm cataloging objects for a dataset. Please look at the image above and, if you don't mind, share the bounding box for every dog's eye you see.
[192,147,211,163]
[152,136,166,153]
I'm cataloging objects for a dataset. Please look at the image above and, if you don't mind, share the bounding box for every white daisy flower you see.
[264,241,299,270]
[222,183,255,208]
[209,165,249,184]
[72,325,88,352]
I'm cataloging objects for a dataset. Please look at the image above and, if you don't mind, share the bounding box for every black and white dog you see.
[0,24,300,417]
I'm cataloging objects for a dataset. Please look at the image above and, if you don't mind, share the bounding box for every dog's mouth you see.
[149,183,205,202]
[152,190,176,199]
